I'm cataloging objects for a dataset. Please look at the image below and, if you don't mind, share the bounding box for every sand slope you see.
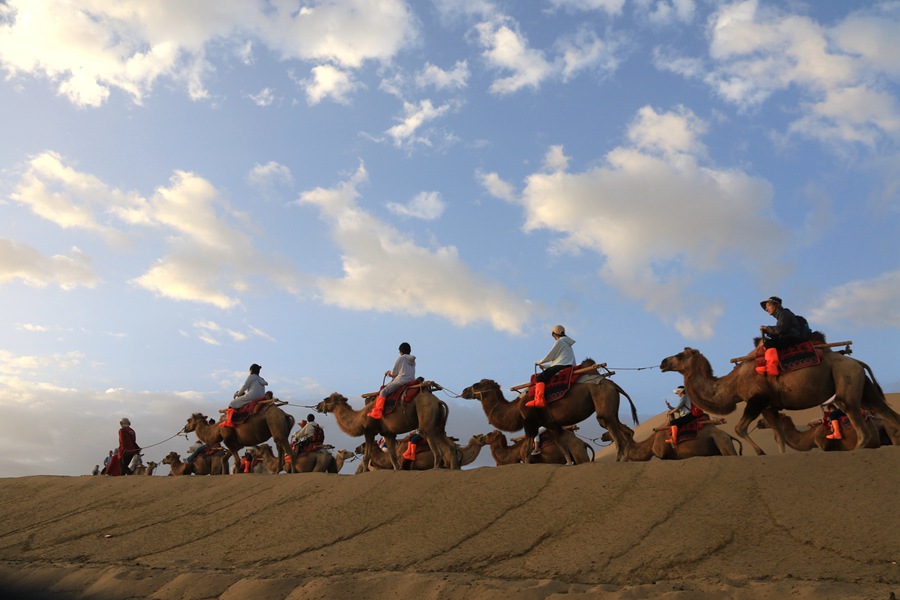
[1,443,898,599]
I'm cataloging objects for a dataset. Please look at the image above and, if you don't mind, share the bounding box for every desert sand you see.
[1,398,897,600]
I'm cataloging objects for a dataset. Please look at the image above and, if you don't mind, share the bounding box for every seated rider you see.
[757,296,810,377]
[292,413,323,454]
[224,363,267,427]
[368,343,416,420]
[665,386,696,448]
[526,325,576,408]
[821,396,845,441]
[530,425,548,456]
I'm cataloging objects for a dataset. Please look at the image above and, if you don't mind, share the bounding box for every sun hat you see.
[551,324,565,335]
[673,386,685,394]
[760,296,782,310]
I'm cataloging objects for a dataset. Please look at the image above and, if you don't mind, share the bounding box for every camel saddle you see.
[755,341,822,373]
[229,398,269,425]
[526,365,577,404]
[379,377,424,416]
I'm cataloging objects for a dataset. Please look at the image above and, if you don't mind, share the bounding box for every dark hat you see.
[250,363,262,373]
[760,296,782,309]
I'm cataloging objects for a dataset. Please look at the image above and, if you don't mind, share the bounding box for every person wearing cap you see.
[368,343,416,419]
[117,418,140,475]
[664,386,697,448]
[758,296,808,376]
[526,324,576,408]
[224,363,268,427]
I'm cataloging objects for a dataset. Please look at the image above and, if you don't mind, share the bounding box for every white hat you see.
[551,324,565,335]
[673,386,685,394]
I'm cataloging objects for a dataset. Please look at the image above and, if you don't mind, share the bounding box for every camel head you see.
[483,430,506,445]
[252,443,273,458]
[354,443,367,455]
[460,379,500,400]
[469,433,488,447]
[146,461,157,470]
[660,347,705,374]
[161,451,180,465]
[316,392,348,414]
[183,413,208,433]
[336,449,356,461]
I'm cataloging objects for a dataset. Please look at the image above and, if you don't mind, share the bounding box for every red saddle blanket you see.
[380,378,424,416]
[675,418,701,443]
[756,341,822,373]
[231,398,268,424]
[527,366,577,404]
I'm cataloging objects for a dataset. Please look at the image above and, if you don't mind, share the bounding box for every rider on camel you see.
[526,324,576,408]
[224,363,267,427]
[665,385,698,448]
[758,296,809,377]
[368,343,416,420]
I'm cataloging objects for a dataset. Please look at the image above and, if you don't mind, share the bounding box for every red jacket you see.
[118,426,139,459]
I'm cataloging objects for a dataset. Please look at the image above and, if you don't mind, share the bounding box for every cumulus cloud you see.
[415,60,470,90]
[657,0,900,150]
[296,163,537,334]
[809,270,900,329]
[386,191,446,220]
[248,86,276,107]
[9,151,309,309]
[0,0,416,107]
[0,237,98,290]
[481,105,784,339]
[300,64,359,105]
[247,161,293,188]
[547,0,626,16]
[385,99,455,147]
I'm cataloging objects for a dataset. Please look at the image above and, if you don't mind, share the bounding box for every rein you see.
[140,430,190,450]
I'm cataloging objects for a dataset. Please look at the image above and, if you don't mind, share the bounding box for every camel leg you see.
[837,397,880,450]
[734,399,767,456]
[361,432,376,473]
[549,428,574,465]
[712,431,738,456]
[760,407,787,454]
[383,435,400,470]
[597,417,627,462]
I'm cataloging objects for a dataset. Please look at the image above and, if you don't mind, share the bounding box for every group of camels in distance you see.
[125,335,899,476]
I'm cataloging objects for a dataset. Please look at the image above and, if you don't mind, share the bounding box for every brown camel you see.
[460,373,638,461]
[183,408,295,474]
[190,445,231,475]
[255,443,339,474]
[358,434,489,471]
[757,409,896,453]
[603,423,741,461]
[161,452,193,476]
[659,347,897,454]
[315,388,458,471]
[335,449,356,473]
[483,429,593,466]
[132,461,157,476]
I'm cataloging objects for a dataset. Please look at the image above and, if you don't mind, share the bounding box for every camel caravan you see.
[100,304,899,476]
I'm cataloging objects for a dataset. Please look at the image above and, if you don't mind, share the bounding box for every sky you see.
[0,0,898,476]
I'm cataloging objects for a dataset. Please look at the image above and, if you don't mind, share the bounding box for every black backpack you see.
[796,315,812,339]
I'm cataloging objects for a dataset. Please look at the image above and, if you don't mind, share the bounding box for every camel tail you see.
[856,358,885,399]
[585,442,596,462]
[613,381,640,426]
[728,433,744,456]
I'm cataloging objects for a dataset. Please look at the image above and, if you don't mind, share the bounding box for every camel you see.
[161,452,193,476]
[757,409,896,453]
[358,434,489,471]
[183,408,295,474]
[483,429,594,466]
[335,449,356,473]
[460,373,638,461]
[315,387,458,472]
[659,347,898,454]
[189,445,231,475]
[254,443,340,474]
[602,423,741,461]
[132,461,157,476]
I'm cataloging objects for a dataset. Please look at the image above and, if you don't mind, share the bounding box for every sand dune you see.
[1,396,897,599]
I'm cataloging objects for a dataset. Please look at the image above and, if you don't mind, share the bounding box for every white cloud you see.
[542,145,570,173]
[247,161,293,188]
[248,86,275,106]
[300,64,359,105]
[386,191,446,220]
[639,0,696,25]
[385,99,455,147]
[488,105,783,338]
[547,0,626,16]
[415,60,470,90]
[477,170,517,202]
[9,152,309,309]
[476,17,553,94]
[0,237,98,290]
[296,163,537,334]
[0,0,416,107]
[809,270,900,329]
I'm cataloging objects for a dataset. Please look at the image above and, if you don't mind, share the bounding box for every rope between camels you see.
[140,430,190,450]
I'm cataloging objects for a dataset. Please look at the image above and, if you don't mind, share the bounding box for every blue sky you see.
[1,0,898,476]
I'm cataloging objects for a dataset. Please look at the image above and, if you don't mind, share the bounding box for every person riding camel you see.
[117,418,140,475]
[757,296,809,377]
[224,363,267,427]
[402,429,423,461]
[664,386,696,448]
[526,325,576,408]
[292,413,324,453]
[368,343,416,420]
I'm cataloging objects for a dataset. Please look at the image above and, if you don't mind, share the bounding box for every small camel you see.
[255,443,339,474]
[604,423,741,461]
[189,445,231,475]
[132,461,157,476]
[659,346,899,454]
[316,388,458,472]
[161,452,193,476]
[359,434,489,471]
[461,369,637,462]
[483,429,593,466]
[757,409,896,453]
[335,449,356,473]
[183,408,295,474]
